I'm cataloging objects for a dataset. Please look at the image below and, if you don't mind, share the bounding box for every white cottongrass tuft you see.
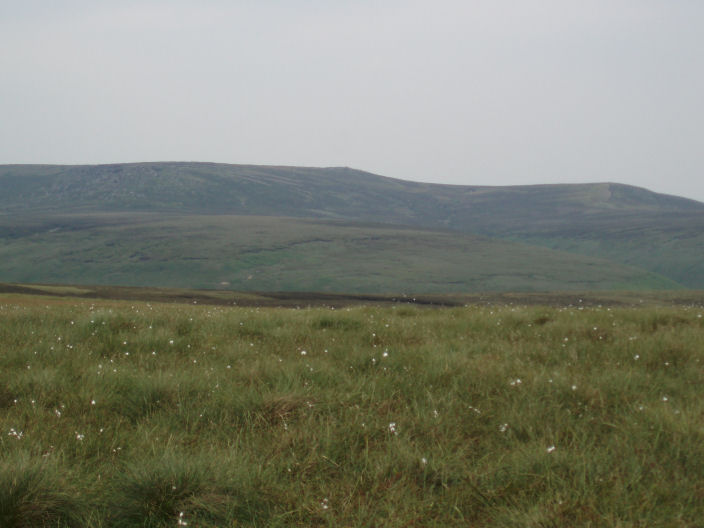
[8,428,23,439]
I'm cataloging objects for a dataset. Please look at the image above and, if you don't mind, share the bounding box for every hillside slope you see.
[1,162,702,289]
[0,214,679,293]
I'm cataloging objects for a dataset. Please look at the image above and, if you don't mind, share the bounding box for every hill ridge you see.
[2,160,701,205]
[1,162,702,218]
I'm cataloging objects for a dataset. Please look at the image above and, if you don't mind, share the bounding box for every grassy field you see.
[1,291,703,526]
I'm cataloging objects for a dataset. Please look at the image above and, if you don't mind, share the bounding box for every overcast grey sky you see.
[1,1,703,201]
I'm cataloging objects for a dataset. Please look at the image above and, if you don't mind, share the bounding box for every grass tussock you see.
[106,453,271,527]
[0,453,84,527]
[0,294,703,526]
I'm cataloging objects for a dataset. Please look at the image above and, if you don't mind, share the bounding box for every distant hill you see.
[1,162,701,220]
[1,162,702,291]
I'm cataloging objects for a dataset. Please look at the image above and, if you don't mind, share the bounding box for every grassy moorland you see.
[0,214,681,293]
[1,291,703,526]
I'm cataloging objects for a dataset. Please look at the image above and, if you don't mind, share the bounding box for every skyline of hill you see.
[1,162,701,217]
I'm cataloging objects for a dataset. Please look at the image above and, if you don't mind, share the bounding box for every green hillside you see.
[0,214,679,293]
[1,162,701,291]
[497,212,704,289]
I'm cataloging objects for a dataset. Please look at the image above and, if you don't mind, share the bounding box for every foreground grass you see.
[1,294,703,526]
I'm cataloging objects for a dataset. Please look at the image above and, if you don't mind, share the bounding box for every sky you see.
[1,1,703,201]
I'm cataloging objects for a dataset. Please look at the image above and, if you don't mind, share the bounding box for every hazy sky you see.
[2,1,703,201]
